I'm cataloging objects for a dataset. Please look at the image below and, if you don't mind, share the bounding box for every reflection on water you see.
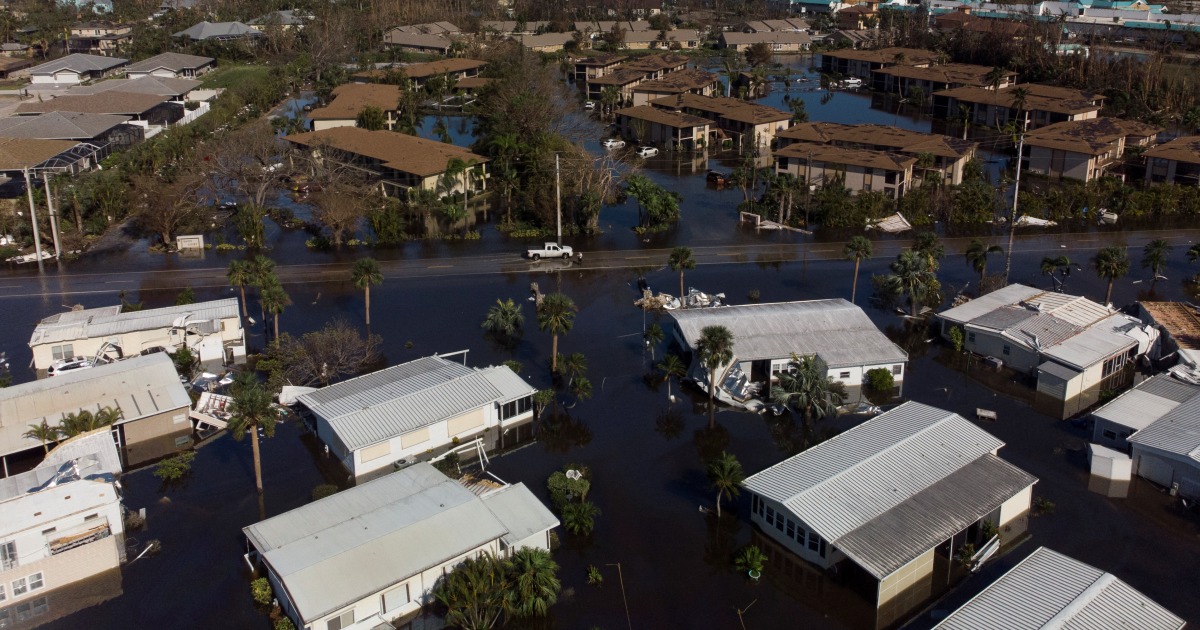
[1,568,122,630]
[1088,475,1131,498]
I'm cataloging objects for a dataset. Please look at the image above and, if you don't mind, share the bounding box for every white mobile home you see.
[243,463,558,630]
[743,402,1036,628]
[297,356,536,482]
[1127,392,1200,499]
[1091,374,1200,452]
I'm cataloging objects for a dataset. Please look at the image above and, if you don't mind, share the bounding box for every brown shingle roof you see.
[400,58,487,79]
[632,69,718,94]
[285,127,488,178]
[0,138,80,170]
[589,67,649,86]
[719,31,812,46]
[821,47,940,66]
[650,93,790,125]
[615,105,713,129]
[622,53,689,74]
[874,63,1008,87]
[15,92,170,115]
[934,83,1105,116]
[572,53,628,67]
[1024,117,1161,155]
[776,141,917,171]
[778,123,975,159]
[309,84,403,120]
[1143,136,1200,166]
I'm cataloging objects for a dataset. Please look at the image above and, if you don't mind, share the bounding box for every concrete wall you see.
[312,118,356,131]
[997,485,1033,537]
[776,156,911,198]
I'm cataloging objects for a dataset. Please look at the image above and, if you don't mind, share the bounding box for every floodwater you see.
[6,58,1200,629]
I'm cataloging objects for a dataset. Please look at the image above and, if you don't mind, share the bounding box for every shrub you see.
[170,346,196,378]
[948,326,964,352]
[1034,497,1056,515]
[274,618,296,630]
[312,484,338,501]
[251,577,273,605]
[865,368,894,392]
[153,451,196,481]
[979,519,999,541]
[586,565,603,586]
[734,545,767,576]
[561,501,600,536]
[957,542,977,568]
[433,452,460,476]
[547,469,590,509]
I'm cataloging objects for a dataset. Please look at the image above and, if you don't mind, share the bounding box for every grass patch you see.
[201,64,273,89]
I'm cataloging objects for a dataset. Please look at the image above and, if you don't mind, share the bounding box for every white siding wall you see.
[1132,445,1200,498]
[964,327,1039,373]
[748,493,839,570]
[31,314,245,370]
[997,485,1033,526]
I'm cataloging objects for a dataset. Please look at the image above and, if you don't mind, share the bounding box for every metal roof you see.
[934,547,1184,629]
[42,428,123,475]
[173,21,260,40]
[968,306,1036,331]
[1128,394,1200,462]
[742,402,1018,557]
[0,353,189,457]
[28,53,128,76]
[297,356,536,451]
[938,284,1043,325]
[668,300,908,368]
[1040,313,1142,370]
[836,455,1036,578]
[999,313,1084,351]
[29,298,239,346]
[1038,360,1081,381]
[480,483,560,547]
[243,464,553,623]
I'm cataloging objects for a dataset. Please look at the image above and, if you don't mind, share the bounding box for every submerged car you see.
[635,146,658,158]
[602,138,626,149]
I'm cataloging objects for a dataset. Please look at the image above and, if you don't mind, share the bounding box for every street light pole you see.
[43,176,61,259]
[22,167,44,269]
[555,153,562,246]
[1003,133,1025,285]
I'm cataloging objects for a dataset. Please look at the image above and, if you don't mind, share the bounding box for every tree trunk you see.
[679,271,685,308]
[851,258,861,303]
[708,368,717,430]
[364,285,371,326]
[239,286,248,317]
[715,490,723,517]
[250,422,263,495]
[41,440,48,454]
[551,334,559,373]
[911,295,920,317]
[1105,278,1114,305]
[274,313,280,342]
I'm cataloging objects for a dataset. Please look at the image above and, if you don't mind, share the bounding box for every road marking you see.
[625,256,650,260]
[104,280,134,284]
[427,264,453,269]
[717,253,739,256]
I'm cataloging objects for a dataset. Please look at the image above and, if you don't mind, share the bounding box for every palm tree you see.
[843,236,872,303]
[657,353,686,402]
[696,325,734,429]
[248,255,276,323]
[912,231,944,269]
[1008,86,1031,130]
[260,278,290,342]
[1141,238,1170,287]
[561,501,601,536]
[227,373,276,496]
[985,66,1008,92]
[965,239,1003,291]
[24,421,60,453]
[559,352,587,387]
[350,257,384,326]
[644,322,665,358]
[879,250,941,317]
[537,293,577,374]
[771,354,846,441]
[1093,246,1130,305]
[482,298,525,337]
[1041,255,1074,291]
[504,547,561,619]
[434,554,507,630]
[706,451,744,518]
[59,407,122,438]
[668,246,696,305]
[227,260,252,318]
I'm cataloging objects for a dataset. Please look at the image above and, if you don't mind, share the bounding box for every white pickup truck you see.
[525,242,579,261]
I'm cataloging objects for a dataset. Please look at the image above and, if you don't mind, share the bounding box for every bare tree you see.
[209,120,293,210]
[131,171,207,247]
[259,320,382,388]
[311,185,371,246]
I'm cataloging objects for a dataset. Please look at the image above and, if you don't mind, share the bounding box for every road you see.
[1,227,1197,299]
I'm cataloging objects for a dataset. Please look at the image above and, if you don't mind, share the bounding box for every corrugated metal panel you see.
[297,357,537,452]
[967,306,1035,331]
[1002,314,1083,350]
[1092,375,1200,432]
[835,455,1036,578]
[481,483,560,546]
[742,402,1005,541]
[1137,374,1200,403]
[1041,295,1114,327]
[1128,395,1200,461]
[29,298,240,345]
[668,300,907,368]
[0,353,190,457]
[1041,314,1141,370]
[938,284,1042,325]
[935,547,1184,630]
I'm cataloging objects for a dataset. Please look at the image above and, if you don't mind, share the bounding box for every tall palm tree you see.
[248,255,276,323]
[965,239,1003,292]
[1141,238,1170,287]
[880,250,941,317]
[1093,246,1130,305]
[696,325,734,429]
[1008,86,1031,130]
[260,278,290,342]
[668,246,696,304]
[771,354,846,442]
[843,236,872,303]
[24,421,60,453]
[59,407,122,438]
[227,373,276,496]
[559,352,587,387]
[706,451,744,518]
[1041,255,1074,291]
[350,257,384,326]
[504,547,561,619]
[912,231,944,269]
[227,260,252,318]
[482,298,525,337]
[985,66,1008,92]
[537,293,576,374]
[657,353,686,402]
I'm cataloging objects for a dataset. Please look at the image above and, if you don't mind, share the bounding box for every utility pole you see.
[43,176,61,259]
[606,562,632,630]
[1003,133,1025,285]
[555,153,562,246]
[22,167,44,269]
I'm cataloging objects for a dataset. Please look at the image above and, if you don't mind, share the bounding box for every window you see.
[807,532,821,553]
[51,344,74,361]
[786,520,795,539]
[174,436,191,447]
[775,515,784,532]
[327,610,354,630]
[1103,429,1117,440]
[27,573,42,591]
[85,513,99,521]
[41,528,56,536]
[0,583,6,602]
[967,332,976,343]
[0,542,13,570]
[751,494,759,515]
[382,583,410,613]
[892,365,902,376]
[765,506,775,524]
[838,371,850,379]
[796,525,806,544]
[1002,345,1011,356]
[11,577,26,597]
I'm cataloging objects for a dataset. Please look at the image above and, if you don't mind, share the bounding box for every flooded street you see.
[5,54,1200,629]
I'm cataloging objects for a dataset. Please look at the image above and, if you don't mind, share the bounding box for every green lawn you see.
[201,64,273,89]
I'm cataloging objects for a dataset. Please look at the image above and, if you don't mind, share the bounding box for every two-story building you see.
[776,122,977,185]
[629,68,719,107]
[296,356,536,481]
[1144,135,1200,186]
[1022,117,1161,181]
[870,63,1012,98]
[649,93,791,151]
[307,83,403,131]
[67,24,131,56]
[743,401,1036,629]
[614,105,712,150]
[932,83,1105,130]
[819,47,940,80]
[775,141,916,198]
